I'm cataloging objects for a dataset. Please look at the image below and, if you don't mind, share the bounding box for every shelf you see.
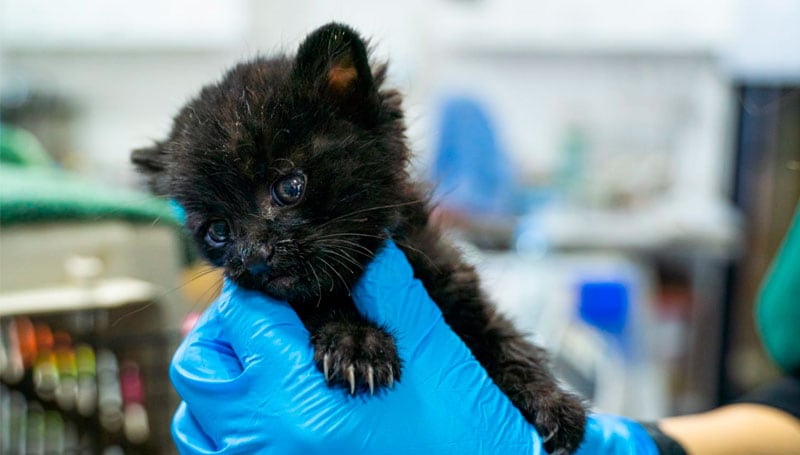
[0,278,159,316]
[516,200,742,258]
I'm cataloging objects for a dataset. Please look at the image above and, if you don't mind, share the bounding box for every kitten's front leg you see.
[296,299,400,395]
[481,318,587,454]
[440,295,586,454]
[399,239,586,453]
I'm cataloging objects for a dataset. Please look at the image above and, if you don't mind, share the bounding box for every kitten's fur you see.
[133,23,585,453]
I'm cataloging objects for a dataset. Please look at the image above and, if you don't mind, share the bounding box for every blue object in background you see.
[432,97,516,216]
[578,280,630,341]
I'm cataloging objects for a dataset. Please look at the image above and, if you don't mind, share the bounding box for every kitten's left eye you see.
[205,220,231,248]
[272,173,306,206]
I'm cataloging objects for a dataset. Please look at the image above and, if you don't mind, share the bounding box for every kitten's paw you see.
[531,390,586,454]
[312,322,401,395]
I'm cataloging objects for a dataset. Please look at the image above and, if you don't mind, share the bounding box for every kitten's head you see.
[132,23,412,302]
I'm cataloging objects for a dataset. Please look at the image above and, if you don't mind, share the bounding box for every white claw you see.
[346,365,356,395]
[541,425,559,444]
[387,364,394,388]
[323,353,331,382]
[367,366,375,396]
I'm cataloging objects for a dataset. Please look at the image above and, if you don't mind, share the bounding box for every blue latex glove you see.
[170,240,543,454]
[575,414,660,455]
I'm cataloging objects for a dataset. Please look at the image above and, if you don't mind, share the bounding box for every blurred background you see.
[1,0,798,453]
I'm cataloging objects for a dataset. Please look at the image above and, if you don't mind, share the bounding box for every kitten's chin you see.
[263,276,298,298]
[231,273,300,301]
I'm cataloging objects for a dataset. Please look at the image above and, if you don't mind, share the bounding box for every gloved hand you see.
[170,240,544,454]
[574,414,661,455]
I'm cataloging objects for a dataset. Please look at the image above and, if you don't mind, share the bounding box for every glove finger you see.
[211,280,317,371]
[352,240,446,349]
[170,315,259,435]
[170,285,320,422]
[171,302,244,381]
[170,324,323,449]
[172,402,225,455]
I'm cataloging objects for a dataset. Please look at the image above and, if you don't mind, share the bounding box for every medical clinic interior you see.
[1,1,799,454]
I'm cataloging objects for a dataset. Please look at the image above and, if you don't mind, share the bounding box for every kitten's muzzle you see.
[243,244,274,275]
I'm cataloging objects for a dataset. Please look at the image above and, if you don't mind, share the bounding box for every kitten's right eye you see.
[272,173,306,206]
[205,220,231,248]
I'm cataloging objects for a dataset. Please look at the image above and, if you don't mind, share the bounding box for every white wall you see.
[0,0,791,201]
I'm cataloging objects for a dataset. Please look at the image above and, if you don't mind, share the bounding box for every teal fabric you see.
[756,201,800,374]
[0,124,178,227]
[0,125,52,167]
[0,164,178,227]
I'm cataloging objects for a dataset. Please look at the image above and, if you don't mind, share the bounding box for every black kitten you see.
[132,23,586,453]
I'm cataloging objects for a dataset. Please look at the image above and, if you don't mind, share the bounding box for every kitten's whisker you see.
[113,267,221,328]
[111,301,156,327]
[322,251,364,275]
[156,266,222,301]
[317,238,375,256]
[301,262,313,293]
[186,275,223,317]
[317,256,350,295]
[318,248,356,274]
[319,247,362,271]
[324,255,369,297]
[312,232,386,240]
[321,234,441,272]
[308,262,322,307]
[392,240,441,272]
[196,275,224,308]
[313,200,423,230]
[315,260,335,292]
[316,246,371,273]
[315,241,376,272]
[323,254,357,277]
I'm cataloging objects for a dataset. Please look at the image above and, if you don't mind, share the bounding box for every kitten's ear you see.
[294,23,378,120]
[131,142,169,194]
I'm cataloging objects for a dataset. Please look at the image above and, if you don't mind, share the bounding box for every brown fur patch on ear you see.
[328,65,357,93]
[327,53,357,94]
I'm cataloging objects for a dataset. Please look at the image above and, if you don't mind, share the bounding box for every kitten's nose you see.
[245,244,273,275]
[247,262,269,275]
